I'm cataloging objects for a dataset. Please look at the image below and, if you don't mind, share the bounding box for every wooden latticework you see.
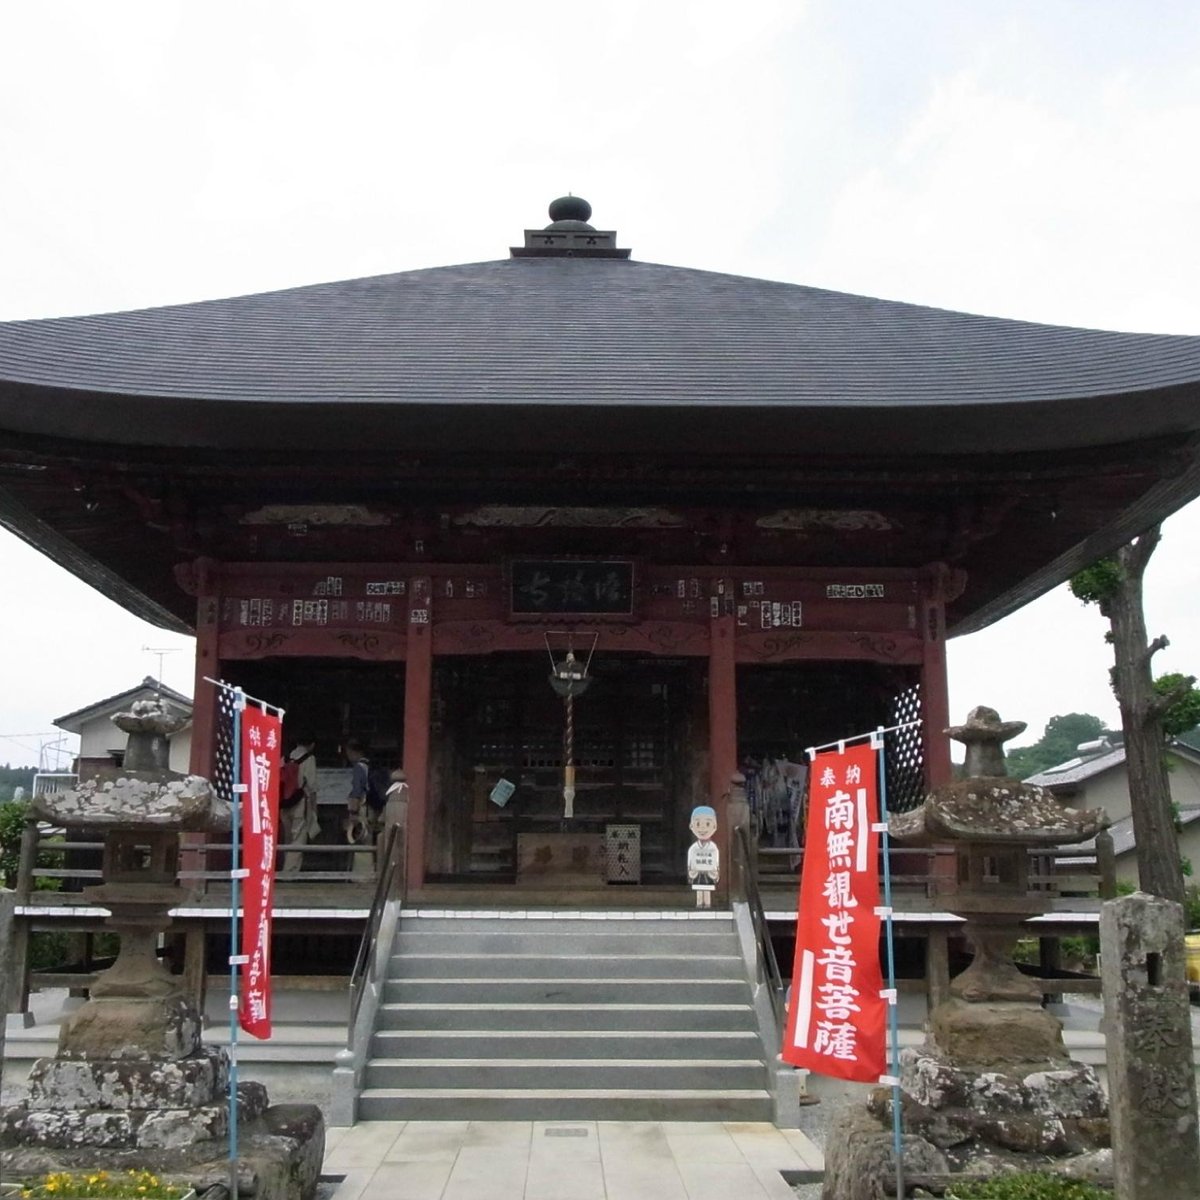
[884,680,925,813]
[212,682,238,806]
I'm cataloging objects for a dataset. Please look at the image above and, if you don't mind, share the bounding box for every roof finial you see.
[547,195,593,227]
[511,196,630,259]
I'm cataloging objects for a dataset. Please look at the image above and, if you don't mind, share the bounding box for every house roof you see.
[1026,734,1200,789]
[1025,745,1128,788]
[53,676,193,733]
[2,257,1200,456]
[1056,806,1200,860]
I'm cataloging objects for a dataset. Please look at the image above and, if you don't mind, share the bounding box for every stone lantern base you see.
[1,1103,324,1200]
[821,1014,1113,1199]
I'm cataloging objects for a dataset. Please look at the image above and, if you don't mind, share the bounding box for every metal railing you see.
[348,821,407,1038]
[732,823,785,1030]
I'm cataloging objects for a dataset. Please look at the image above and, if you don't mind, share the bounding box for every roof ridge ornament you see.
[511,195,631,259]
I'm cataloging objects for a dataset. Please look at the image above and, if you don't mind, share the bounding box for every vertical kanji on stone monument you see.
[1100,891,1200,1199]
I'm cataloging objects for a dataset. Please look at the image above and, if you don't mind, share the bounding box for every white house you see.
[1027,735,1200,887]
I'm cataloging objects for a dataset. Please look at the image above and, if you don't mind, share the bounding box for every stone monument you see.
[822,706,1115,1199]
[1100,891,1200,1199]
[0,697,324,1200]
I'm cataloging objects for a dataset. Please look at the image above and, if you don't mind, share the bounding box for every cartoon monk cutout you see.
[687,804,719,908]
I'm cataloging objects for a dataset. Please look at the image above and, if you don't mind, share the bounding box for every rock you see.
[821,1107,948,1200]
[238,1081,271,1123]
[1048,1148,1115,1185]
[29,1047,228,1110]
[1064,1117,1111,1150]
[973,1114,1068,1154]
[0,1104,325,1200]
[258,1105,325,1200]
[1022,1065,1107,1119]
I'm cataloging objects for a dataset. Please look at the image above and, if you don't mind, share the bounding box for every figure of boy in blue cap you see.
[687,805,719,909]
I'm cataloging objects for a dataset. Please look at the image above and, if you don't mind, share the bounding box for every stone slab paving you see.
[323,1120,823,1200]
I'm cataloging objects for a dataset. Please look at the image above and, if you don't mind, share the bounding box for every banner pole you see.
[874,726,905,1199]
[228,687,246,1200]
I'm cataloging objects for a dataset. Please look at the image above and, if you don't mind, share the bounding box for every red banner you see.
[239,706,281,1039]
[781,742,887,1082]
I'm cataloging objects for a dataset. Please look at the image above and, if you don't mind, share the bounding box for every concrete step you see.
[370,1028,766,1060]
[364,1057,768,1090]
[356,1086,774,1122]
[388,953,747,980]
[398,917,734,932]
[375,1001,758,1032]
[383,977,751,1004]
[392,929,738,955]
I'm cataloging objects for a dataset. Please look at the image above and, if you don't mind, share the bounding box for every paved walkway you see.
[324,1120,823,1200]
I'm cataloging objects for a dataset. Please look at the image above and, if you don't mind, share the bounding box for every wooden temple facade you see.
[4,196,1200,904]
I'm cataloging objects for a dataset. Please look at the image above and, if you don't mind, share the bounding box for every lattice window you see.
[884,681,925,813]
[211,682,237,806]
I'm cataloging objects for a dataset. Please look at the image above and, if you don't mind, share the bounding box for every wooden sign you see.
[509,560,635,617]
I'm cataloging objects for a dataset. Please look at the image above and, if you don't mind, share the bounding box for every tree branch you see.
[1144,634,1171,666]
[1123,523,1163,579]
[1148,674,1198,720]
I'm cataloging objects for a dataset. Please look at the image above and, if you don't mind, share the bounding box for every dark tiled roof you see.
[1027,739,1200,788]
[3,258,1200,454]
[53,676,193,732]
[1057,807,1200,859]
[1025,746,1128,788]
[1174,726,1200,754]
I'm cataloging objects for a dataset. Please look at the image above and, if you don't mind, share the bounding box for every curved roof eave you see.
[0,257,1198,451]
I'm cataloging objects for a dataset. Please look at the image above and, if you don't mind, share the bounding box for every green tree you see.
[1004,712,1111,780]
[1070,525,1199,904]
[0,764,36,803]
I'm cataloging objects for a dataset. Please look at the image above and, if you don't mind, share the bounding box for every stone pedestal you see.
[929,998,1066,1066]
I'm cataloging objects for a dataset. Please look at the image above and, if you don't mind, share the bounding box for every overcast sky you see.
[2,1,1200,770]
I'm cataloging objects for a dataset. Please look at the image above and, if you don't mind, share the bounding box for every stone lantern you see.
[890,705,1110,1017]
[30,698,227,1060]
[822,707,1118,1196]
[2,696,325,1199]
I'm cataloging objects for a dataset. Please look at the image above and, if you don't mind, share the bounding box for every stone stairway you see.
[357,914,773,1121]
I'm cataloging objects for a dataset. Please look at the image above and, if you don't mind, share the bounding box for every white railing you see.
[31,772,77,798]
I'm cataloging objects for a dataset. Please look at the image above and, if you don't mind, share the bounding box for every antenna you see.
[142,646,182,690]
[38,736,70,772]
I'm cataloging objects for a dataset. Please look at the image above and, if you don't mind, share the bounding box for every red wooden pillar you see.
[181,561,219,891]
[921,596,952,790]
[708,612,738,895]
[403,577,433,891]
[920,565,963,791]
[921,566,962,897]
[188,591,221,778]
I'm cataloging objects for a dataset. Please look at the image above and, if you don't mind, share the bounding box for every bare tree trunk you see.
[1105,527,1186,904]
